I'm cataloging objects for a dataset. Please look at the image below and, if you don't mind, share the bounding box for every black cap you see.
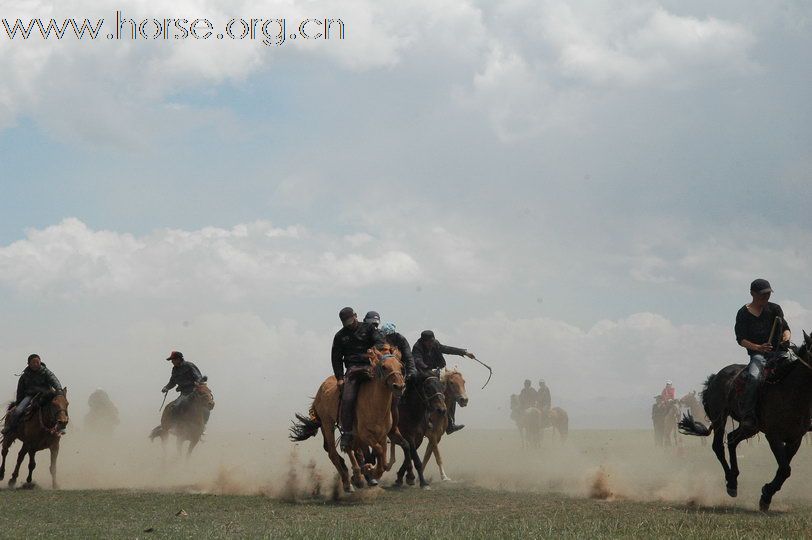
[420,330,435,340]
[166,351,184,361]
[363,311,380,324]
[339,307,355,322]
[750,278,773,294]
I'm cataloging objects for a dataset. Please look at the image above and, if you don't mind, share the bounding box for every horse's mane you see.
[440,366,461,383]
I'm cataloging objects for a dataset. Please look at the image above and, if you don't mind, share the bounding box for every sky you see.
[0,0,810,429]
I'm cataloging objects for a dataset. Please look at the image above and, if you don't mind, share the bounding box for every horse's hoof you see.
[366,478,378,487]
[441,476,452,482]
[343,485,354,494]
[420,484,432,490]
[22,482,35,490]
[759,496,771,512]
[726,486,737,498]
[406,477,415,486]
[8,480,16,488]
[392,480,403,488]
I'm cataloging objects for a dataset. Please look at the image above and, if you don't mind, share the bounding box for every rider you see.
[161,351,209,425]
[2,354,62,436]
[734,278,791,431]
[377,321,418,380]
[331,307,386,451]
[86,387,120,433]
[537,379,551,412]
[518,379,538,410]
[412,330,476,434]
[660,380,676,402]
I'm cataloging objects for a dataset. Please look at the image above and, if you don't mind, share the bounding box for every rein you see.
[38,405,62,436]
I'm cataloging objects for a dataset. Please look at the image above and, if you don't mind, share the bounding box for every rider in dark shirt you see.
[734,278,791,431]
[2,354,63,436]
[331,307,386,451]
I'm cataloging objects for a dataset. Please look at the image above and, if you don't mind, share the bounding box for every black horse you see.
[393,371,447,488]
[679,330,812,511]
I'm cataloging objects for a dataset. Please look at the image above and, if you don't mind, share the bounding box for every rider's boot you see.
[446,423,465,435]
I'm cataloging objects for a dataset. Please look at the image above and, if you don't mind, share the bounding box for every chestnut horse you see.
[421,368,468,482]
[541,406,569,443]
[149,381,215,459]
[290,346,405,493]
[0,388,69,488]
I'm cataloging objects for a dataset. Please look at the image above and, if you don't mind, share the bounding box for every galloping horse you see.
[541,406,569,442]
[149,381,215,459]
[421,368,468,482]
[679,331,812,511]
[392,371,447,488]
[290,346,405,493]
[0,388,69,488]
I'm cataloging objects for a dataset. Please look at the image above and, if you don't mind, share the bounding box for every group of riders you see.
[331,307,476,452]
[2,350,207,440]
[511,379,552,417]
[1,277,794,453]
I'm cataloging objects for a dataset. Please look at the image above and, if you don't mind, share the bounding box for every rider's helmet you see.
[363,311,381,325]
[380,322,397,336]
[666,379,673,386]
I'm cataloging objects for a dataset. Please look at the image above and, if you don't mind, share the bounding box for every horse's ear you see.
[63,387,67,396]
[804,330,811,345]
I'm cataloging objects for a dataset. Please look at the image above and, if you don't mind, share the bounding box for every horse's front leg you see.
[760,436,801,512]
[346,447,365,489]
[50,442,60,489]
[186,437,200,460]
[9,444,28,487]
[25,450,36,485]
[0,439,10,480]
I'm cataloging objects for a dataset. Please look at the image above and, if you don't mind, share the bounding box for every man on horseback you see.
[412,330,476,434]
[538,379,551,412]
[519,379,538,410]
[2,354,63,437]
[660,380,676,402]
[377,321,417,380]
[734,278,791,431]
[161,351,210,426]
[331,307,386,452]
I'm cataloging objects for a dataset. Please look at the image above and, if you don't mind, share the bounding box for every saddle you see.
[732,350,799,397]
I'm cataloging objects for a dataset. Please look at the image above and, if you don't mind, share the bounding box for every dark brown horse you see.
[392,371,447,488]
[150,381,215,459]
[679,331,812,511]
[0,388,69,488]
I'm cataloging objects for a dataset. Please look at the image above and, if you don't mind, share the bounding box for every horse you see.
[519,407,543,449]
[679,331,812,511]
[149,381,215,459]
[652,399,680,447]
[541,406,569,442]
[421,367,468,482]
[392,371,447,488]
[679,391,708,446]
[290,346,405,493]
[0,388,69,488]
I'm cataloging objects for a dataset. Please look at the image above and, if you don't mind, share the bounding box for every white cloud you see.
[0,218,422,298]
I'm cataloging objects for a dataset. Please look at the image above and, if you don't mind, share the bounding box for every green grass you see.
[1,483,811,539]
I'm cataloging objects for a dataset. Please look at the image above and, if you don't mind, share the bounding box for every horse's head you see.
[193,382,215,411]
[794,330,812,362]
[372,346,405,397]
[441,368,468,407]
[412,371,447,418]
[50,387,69,432]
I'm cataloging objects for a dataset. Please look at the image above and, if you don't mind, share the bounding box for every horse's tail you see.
[149,425,164,441]
[289,403,321,442]
[678,410,711,437]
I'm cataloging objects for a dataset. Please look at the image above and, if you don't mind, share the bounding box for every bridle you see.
[417,375,446,407]
[39,399,66,436]
[376,354,404,388]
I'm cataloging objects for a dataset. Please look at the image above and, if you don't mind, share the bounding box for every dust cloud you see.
[25,403,812,511]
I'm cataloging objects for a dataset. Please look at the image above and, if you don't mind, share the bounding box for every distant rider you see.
[537,379,551,412]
